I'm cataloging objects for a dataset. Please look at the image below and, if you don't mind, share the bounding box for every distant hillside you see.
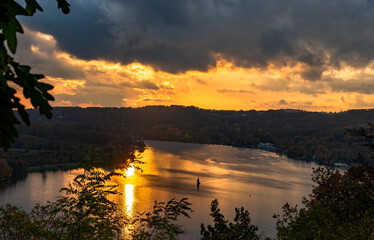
[21,106,374,165]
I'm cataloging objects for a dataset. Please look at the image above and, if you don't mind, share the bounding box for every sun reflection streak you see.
[124,184,134,217]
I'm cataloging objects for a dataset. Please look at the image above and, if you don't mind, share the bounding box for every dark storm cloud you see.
[19,0,111,60]
[20,0,374,79]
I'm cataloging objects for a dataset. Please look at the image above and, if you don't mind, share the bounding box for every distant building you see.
[334,162,348,169]
[258,142,276,151]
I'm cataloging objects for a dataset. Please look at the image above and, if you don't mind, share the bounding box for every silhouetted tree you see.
[274,124,374,239]
[0,167,192,239]
[201,199,269,240]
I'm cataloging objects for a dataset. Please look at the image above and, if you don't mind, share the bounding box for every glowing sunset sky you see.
[15,0,374,111]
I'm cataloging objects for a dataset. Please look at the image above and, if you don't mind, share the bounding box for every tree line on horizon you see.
[24,106,374,165]
[0,122,145,182]
[2,105,372,182]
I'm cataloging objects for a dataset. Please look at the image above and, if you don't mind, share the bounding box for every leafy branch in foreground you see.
[201,199,269,240]
[130,198,192,240]
[0,167,125,239]
[0,0,70,151]
[0,166,192,240]
[275,124,374,240]
[274,166,374,240]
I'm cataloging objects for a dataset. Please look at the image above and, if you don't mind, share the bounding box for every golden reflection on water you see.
[110,168,138,237]
[124,184,134,217]
[110,148,160,230]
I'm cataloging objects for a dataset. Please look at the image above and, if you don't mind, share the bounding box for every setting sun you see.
[125,165,135,177]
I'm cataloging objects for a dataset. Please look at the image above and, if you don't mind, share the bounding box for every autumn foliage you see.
[275,166,374,240]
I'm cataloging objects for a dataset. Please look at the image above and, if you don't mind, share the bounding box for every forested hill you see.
[24,106,374,165]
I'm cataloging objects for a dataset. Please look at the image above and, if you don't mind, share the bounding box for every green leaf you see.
[2,20,23,54]
[0,0,28,53]
[13,96,31,126]
[0,1,29,17]
[25,0,43,15]
[57,0,70,14]
[36,82,54,92]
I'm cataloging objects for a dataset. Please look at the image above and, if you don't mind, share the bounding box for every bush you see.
[274,166,374,240]
[0,167,192,240]
[201,199,270,240]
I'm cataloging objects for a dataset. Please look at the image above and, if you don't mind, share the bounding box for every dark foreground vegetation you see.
[0,166,193,240]
[26,106,374,165]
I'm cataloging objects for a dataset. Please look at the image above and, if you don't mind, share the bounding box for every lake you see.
[0,140,319,239]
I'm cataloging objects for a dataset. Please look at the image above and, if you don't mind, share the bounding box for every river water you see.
[0,140,319,239]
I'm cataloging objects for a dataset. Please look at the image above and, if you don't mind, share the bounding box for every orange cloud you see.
[13,28,374,112]
[44,77,86,95]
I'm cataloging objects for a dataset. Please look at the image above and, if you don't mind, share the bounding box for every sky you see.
[14,0,374,111]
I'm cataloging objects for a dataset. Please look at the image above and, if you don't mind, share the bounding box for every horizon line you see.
[25,105,374,114]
